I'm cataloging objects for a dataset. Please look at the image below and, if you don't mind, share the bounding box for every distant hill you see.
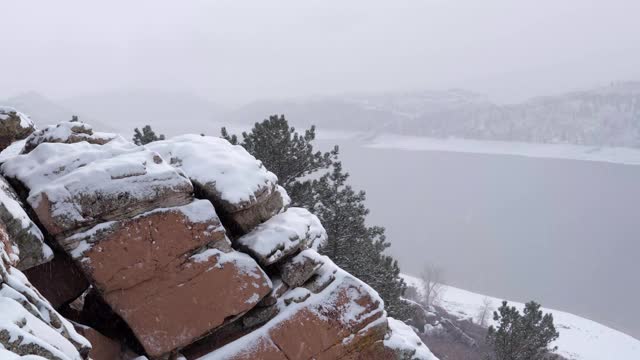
[230,82,640,148]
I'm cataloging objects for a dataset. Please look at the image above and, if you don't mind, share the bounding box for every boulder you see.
[279,248,324,288]
[23,250,89,309]
[0,231,91,360]
[0,107,35,151]
[21,121,118,154]
[236,207,327,266]
[0,175,53,270]
[1,140,193,238]
[146,135,284,237]
[61,200,272,358]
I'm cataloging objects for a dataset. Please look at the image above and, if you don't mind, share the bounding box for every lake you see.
[317,137,640,339]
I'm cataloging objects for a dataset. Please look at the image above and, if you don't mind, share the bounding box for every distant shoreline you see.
[362,134,640,167]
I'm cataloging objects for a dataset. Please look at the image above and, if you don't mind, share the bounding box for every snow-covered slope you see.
[401,274,640,360]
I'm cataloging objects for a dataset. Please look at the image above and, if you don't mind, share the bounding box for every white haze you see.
[1,0,640,105]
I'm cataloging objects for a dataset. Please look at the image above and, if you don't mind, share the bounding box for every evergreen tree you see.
[222,115,410,319]
[486,301,560,360]
[132,125,166,145]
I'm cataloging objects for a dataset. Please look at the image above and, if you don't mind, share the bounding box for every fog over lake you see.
[316,138,640,339]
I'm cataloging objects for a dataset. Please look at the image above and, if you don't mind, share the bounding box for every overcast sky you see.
[2,0,640,104]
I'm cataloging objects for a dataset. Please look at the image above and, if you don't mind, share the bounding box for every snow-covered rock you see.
[0,106,35,151]
[0,175,52,270]
[236,207,327,266]
[0,229,91,360]
[146,135,285,237]
[1,139,193,238]
[21,121,118,154]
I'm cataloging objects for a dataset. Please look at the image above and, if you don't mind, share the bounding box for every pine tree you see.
[486,301,560,360]
[132,125,166,145]
[222,115,410,319]
[311,162,408,318]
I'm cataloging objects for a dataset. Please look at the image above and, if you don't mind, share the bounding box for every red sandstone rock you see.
[61,200,272,358]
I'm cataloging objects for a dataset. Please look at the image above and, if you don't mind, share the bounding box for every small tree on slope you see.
[221,115,410,319]
[486,301,559,360]
[133,125,166,145]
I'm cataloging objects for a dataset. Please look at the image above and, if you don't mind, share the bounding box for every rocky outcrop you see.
[147,135,285,237]
[0,113,434,360]
[0,107,35,151]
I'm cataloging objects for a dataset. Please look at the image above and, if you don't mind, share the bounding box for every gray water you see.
[319,139,640,339]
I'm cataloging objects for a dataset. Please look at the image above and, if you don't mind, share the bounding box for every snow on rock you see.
[1,138,193,238]
[401,274,640,360]
[0,107,35,152]
[147,135,277,207]
[0,176,52,270]
[21,121,118,154]
[0,235,90,359]
[236,207,327,266]
[146,135,285,237]
[384,317,439,360]
[0,139,25,164]
[59,199,271,358]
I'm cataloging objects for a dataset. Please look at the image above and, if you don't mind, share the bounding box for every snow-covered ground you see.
[366,134,640,166]
[401,274,640,360]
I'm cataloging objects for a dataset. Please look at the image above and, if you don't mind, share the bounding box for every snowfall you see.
[401,274,640,360]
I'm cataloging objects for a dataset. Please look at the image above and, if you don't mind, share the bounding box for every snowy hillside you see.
[401,274,640,360]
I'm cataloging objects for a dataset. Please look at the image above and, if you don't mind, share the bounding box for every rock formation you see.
[0,111,437,360]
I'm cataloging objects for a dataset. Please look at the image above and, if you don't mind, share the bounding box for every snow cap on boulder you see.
[21,120,119,154]
[236,207,327,266]
[146,135,285,237]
